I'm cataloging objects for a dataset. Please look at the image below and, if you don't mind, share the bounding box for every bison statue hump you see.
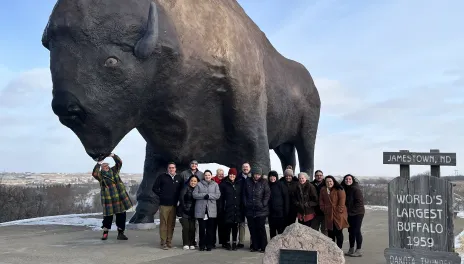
[42,0,321,224]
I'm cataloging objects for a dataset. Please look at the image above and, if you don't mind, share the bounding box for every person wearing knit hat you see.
[243,166,270,253]
[251,167,263,176]
[228,168,238,176]
[267,170,289,238]
[218,167,244,250]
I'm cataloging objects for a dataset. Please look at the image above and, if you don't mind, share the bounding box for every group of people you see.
[91,155,366,258]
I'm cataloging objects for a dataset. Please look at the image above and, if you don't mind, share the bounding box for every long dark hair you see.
[341,174,359,188]
[324,175,343,190]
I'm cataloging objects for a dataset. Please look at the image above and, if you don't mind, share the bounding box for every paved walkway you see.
[0,209,461,264]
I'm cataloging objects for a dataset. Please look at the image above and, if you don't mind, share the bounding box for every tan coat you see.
[319,186,349,230]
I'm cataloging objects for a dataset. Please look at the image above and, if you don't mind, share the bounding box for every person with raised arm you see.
[92,153,133,241]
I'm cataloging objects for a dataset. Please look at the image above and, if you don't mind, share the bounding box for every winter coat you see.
[243,177,270,218]
[294,181,319,216]
[311,179,325,215]
[177,185,196,218]
[268,180,289,218]
[319,186,349,230]
[152,173,184,206]
[219,177,245,223]
[279,176,299,216]
[193,180,221,218]
[92,155,133,216]
[343,183,365,216]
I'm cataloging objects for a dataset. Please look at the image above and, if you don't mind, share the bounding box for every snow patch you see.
[0,212,179,231]
[454,230,464,263]
[365,205,388,211]
[457,212,464,219]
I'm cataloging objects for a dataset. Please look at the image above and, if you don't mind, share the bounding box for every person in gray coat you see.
[193,170,221,251]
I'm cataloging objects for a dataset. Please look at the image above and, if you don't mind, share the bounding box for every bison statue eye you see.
[104,57,119,67]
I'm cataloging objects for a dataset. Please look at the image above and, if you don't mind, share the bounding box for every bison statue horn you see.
[134,2,159,59]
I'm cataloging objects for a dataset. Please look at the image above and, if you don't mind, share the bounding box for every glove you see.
[204,194,209,200]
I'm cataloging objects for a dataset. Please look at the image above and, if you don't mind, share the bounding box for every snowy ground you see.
[0,203,462,263]
[456,230,464,264]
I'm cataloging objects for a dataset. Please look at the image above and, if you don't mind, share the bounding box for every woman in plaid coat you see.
[92,153,133,240]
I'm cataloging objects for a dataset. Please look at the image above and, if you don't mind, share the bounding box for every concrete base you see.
[0,210,431,264]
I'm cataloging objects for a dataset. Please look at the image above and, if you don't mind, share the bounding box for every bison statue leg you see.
[128,144,161,224]
[220,87,272,174]
[274,143,296,173]
[295,106,320,181]
[128,143,188,225]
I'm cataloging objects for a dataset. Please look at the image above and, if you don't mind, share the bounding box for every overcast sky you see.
[0,0,463,176]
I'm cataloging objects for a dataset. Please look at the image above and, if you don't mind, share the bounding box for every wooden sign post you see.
[383,149,459,263]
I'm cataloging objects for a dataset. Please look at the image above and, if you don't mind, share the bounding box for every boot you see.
[231,242,237,251]
[225,242,231,250]
[345,247,354,256]
[352,249,363,257]
[101,228,109,240]
[117,230,128,240]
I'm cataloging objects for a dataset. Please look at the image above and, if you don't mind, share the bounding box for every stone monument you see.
[263,223,344,264]
[42,0,321,224]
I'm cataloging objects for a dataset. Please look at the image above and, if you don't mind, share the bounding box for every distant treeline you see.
[0,183,139,223]
[1,173,463,223]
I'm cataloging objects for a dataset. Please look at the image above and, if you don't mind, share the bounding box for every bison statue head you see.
[42,0,161,161]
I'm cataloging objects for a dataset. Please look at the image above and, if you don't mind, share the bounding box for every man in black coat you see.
[152,162,184,249]
[243,167,270,253]
[237,162,252,248]
[310,169,327,235]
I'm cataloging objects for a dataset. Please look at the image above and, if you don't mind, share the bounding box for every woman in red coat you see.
[319,175,349,248]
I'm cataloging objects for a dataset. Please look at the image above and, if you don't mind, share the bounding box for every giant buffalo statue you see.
[42,0,321,224]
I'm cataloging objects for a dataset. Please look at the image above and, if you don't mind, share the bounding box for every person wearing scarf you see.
[294,172,319,227]
[92,153,133,241]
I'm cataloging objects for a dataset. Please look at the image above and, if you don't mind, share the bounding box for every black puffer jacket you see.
[177,185,195,218]
[280,176,299,215]
[268,180,289,218]
[219,176,244,223]
[243,177,270,218]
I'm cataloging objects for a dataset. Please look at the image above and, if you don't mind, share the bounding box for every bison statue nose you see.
[86,150,109,161]
[51,93,87,127]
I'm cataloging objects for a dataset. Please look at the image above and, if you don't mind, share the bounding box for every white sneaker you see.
[189,246,195,250]
[183,245,189,250]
